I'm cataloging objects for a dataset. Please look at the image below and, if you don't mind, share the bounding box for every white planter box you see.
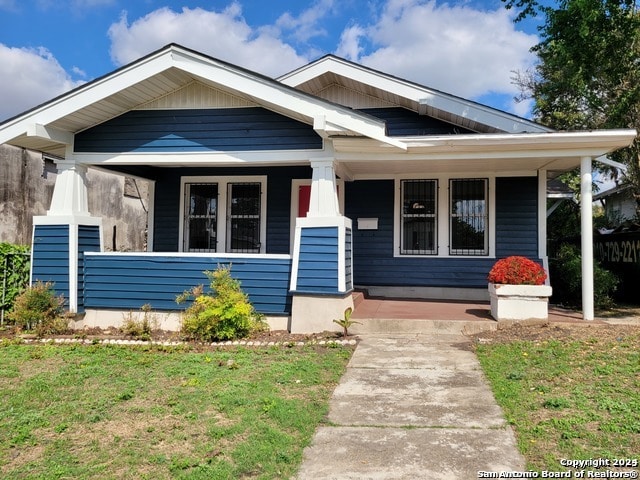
[489,283,552,321]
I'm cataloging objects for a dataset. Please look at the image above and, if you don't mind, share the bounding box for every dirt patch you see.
[470,320,640,345]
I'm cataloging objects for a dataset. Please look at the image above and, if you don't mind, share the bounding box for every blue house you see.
[0,44,635,331]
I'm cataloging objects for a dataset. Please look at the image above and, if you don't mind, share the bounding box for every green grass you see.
[0,341,352,479]
[475,332,640,472]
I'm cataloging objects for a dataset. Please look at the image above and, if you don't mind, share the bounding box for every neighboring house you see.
[0,44,635,331]
[0,144,149,250]
[594,184,638,226]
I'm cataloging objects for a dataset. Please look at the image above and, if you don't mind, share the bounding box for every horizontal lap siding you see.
[345,228,353,291]
[83,255,292,314]
[495,177,538,258]
[296,227,339,293]
[77,226,101,312]
[360,107,473,135]
[32,225,70,299]
[346,180,497,288]
[74,108,322,152]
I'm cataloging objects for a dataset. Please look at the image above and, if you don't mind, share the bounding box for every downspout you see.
[580,156,594,320]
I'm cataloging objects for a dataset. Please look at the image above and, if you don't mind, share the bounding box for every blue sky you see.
[0,0,544,122]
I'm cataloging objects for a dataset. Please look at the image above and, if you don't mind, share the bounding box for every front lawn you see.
[0,341,352,479]
[475,324,640,473]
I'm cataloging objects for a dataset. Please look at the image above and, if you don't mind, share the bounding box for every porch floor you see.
[349,292,602,335]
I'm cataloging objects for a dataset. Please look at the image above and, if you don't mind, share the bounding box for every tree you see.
[505,0,640,217]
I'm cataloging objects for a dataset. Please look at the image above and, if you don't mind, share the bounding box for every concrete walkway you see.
[295,333,525,480]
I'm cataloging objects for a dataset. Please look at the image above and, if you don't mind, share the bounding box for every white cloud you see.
[336,24,365,61]
[0,44,84,121]
[275,0,337,43]
[339,0,538,102]
[107,5,308,77]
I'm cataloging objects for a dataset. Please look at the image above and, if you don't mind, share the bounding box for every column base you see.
[290,293,354,334]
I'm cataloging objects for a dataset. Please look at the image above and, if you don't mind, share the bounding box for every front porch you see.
[349,291,595,335]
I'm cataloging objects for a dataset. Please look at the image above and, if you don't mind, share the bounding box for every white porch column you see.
[32,157,102,313]
[580,156,595,320]
[308,158,340,217]
[48,161,91,217]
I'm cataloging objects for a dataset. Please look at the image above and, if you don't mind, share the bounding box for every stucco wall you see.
[0,144,149,250]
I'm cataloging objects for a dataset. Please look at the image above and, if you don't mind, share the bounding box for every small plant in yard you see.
[333,307,360,337]
[7,281,68,335]
[177,265,267,342]
[121,303,156,340]
[488,256,547,285]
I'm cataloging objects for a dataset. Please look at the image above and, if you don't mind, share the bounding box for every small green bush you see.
[7,281,68,335]
[177,266,267,342]
[550,243,619,309]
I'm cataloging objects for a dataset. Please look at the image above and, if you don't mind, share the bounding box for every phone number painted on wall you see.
[595,237,640,265]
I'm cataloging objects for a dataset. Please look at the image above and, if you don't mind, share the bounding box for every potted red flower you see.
[487,256,552,321]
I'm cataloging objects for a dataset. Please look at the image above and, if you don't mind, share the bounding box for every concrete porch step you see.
[349,317,498,336]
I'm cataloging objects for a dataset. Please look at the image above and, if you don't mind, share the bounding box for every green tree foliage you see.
[0,243,30,314]
[505,0,640,211]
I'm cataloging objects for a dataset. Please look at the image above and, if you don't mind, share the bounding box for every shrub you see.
[7,281,67,335]
[177,266,267,342]
[550,243,619,309]
[487,256,547,285]
[121,304,155,340]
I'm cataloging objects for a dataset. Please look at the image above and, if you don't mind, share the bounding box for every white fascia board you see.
[174,51,406,150]
[279,55,548,134]
[334,129,637,159]
[70,149,330,166]
[0,50,175,145]
[418,96,551,134]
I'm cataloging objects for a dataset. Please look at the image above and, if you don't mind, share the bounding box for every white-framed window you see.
[394,176,494,257]
[180,176,267,253]
[449,178,488,256]
[400,179,437,255]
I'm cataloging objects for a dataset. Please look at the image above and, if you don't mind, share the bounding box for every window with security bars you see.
[400,179,437,255]
[449,179,488,255]
[184,183,218,252]
[227,182,261,253]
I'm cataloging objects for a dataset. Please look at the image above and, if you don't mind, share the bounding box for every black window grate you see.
[449,179,488,255]
[400,180,437,255]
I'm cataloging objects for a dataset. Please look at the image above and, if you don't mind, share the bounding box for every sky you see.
[0,0,545,123]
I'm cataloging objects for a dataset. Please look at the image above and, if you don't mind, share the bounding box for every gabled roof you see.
[0,44,404,157]
[278,54,552,135]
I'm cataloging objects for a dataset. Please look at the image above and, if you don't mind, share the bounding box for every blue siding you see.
[84,254,292,314]
[495,177,538,258]
[77,226,101,312]
[295,227,340,293]
[345,178,541,289]
[153,166,311,253]
[345,228,353,291]
[360,107,474,136]
[74,108,323,153]
[32,225,70,300]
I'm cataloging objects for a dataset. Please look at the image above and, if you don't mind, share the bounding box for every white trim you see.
[393,175,495,258]
[84,251,291,260]
[580,157,595,320]
[68,224,78,313]
[538,171,547,258]
[179,175,267,254]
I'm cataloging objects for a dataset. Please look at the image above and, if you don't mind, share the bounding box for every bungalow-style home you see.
[0,44,635,332]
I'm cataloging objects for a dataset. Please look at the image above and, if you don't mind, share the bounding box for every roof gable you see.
[278,55,552,134]
[0,44,403,157]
